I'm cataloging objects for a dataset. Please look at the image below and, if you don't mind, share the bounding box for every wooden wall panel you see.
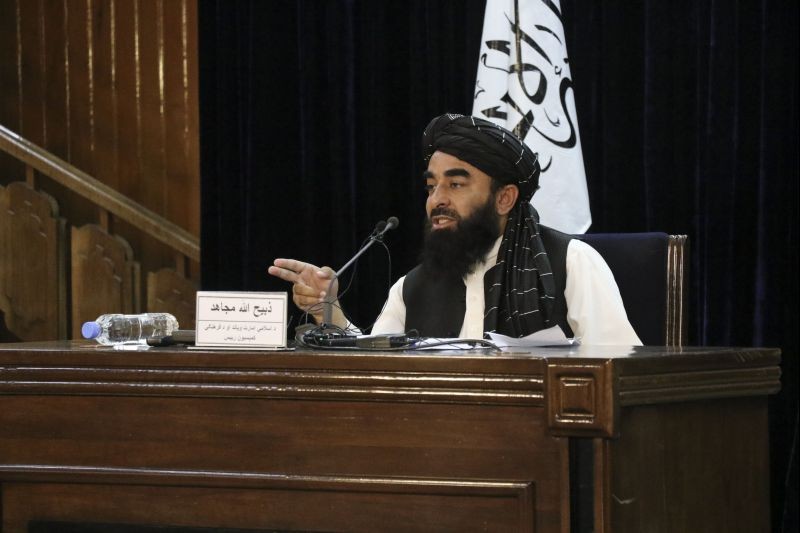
[0,0,200,339]
[132,0,168,270]
[0,1,20,131]
[164,0,199,237]
[0,183,66,340]
[92,0,120,191]
[0,0,23,182]
[147,268,197,330]
[42,0,69,163]
[71,224,140,339]
[138,0,166,214]
[0,0,200,268]
[18,0,45,147]
[113,0,141,202]
[66,0,96,179]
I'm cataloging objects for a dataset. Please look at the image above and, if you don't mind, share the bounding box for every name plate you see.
[195,291,287,349]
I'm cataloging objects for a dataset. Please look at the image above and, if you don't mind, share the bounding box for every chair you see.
[575,233,688,346]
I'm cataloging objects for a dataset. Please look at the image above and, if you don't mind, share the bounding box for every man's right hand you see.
[268,259,344,326]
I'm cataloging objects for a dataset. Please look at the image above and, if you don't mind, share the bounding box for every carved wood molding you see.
[147,267,197,329]
[0,464,534,496]
[0,365,545,405]
[546,361,617,438]
[0,182,66,340]
[70,224,140,337]
[0,465,537,532]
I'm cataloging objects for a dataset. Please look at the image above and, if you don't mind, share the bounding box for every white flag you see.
[473,0,591,233]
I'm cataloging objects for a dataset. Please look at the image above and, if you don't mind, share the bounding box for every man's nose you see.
[429,184,450,206]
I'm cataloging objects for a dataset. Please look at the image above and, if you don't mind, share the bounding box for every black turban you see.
[422,113,540,203]
[421,113,557,338]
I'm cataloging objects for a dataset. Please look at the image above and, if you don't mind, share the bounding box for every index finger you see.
[268,258,319,283]
[267,264,299,283]
[272,258,316,274]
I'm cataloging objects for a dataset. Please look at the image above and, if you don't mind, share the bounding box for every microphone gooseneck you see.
[321,216,399,325]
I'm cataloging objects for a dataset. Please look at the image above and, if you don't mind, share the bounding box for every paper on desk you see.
[488,326,579,347]
[412,326,578,350]
[413,338,492,350]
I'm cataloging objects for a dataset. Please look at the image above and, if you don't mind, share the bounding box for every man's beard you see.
[420,198,502,280]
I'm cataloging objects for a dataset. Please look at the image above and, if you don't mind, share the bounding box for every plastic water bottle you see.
[81,313,179,350]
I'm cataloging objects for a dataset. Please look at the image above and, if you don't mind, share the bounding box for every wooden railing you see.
[0,124,199,264]
[0,124,199,340]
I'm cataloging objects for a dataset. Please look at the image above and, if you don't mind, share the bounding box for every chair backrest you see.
[575,233,688,346]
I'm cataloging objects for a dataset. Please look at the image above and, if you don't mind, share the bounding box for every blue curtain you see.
[198,1,797,529]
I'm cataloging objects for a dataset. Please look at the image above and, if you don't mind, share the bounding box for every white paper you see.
[413,338,494,350]
[488,326,578,347]
[411,326,577,351]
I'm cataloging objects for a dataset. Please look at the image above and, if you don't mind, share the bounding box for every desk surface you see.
[0,340,782,378]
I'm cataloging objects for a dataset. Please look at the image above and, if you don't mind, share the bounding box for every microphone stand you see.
[321,219,397,327]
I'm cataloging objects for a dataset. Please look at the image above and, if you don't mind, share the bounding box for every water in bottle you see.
[81,313,179,350]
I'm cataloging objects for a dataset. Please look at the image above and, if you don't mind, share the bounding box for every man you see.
[269,114,641,345]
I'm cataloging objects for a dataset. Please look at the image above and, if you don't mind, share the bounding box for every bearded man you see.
[269,114,641,345]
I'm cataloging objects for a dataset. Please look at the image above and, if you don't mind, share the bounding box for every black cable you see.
[408,338,500,351]
[360,239,393,334]
[294,220,396,341]
[296,327,501,352]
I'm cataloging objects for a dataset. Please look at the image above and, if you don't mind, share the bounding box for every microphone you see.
[321,216,399,326]
[371,219,388,237]
[381,216,399,236]
[370,216,398,241]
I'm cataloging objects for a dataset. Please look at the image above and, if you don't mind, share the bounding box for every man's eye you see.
[424,184,434,193]
[450,182,464,188]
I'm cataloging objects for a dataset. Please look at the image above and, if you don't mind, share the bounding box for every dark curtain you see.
[198,1,798,530]
[199,0,486,329]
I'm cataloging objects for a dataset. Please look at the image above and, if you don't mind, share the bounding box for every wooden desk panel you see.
[601,398,771,532]
[0,342,780,532]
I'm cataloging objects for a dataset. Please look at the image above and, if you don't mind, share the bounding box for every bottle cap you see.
[81,321,101,339]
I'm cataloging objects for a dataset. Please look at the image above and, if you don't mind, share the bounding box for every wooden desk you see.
[0,342,780,532]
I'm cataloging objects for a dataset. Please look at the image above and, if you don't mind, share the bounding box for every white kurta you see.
[371,238,642,346]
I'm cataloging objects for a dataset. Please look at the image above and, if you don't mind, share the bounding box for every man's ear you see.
[495,184,519,216]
